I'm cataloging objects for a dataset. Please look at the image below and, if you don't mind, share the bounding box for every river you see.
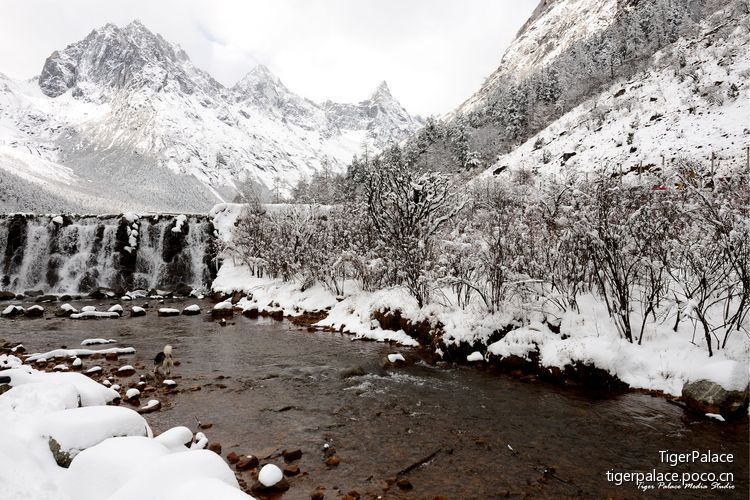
[1,298,747,499]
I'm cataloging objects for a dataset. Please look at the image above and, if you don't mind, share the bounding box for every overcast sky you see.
[0,0,538,116]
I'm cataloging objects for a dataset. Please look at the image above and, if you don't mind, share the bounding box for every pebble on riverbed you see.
[236,455,259,471]
[282,448,302,462]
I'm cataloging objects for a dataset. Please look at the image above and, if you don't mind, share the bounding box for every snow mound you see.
[2,369,119,406]
[39,406,150,461]
[106,450,243,500]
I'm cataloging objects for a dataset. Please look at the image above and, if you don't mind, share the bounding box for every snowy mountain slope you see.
[398,0,740,176]
[0,21,422,212]
[456,0,618,116]
[486,3,750,178]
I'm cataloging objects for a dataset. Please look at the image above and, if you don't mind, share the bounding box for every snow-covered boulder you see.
[131,306,147,317]
[25,305,45,318]
[182,304,201,316]
[211,300,234,319]
[106,450,243,500]
[0,381,81,416]
[40,406,151,466]
[63,436,170,500]
[163,477,254,500]
[467,351,484,362]
[125,388,140,402]
[108,304,124,316]
[80,338,116,346]
[258,464,283,487]
[2,369,119,406]
[153,426,193,452]
[0,354,22,369]
[55,303,78,317]
[2,305,25,318]
[158,308,180,317]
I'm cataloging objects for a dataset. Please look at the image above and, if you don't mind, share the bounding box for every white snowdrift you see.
[0,365,253,499]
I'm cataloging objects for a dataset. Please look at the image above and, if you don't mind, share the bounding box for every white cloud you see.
[0,0,538,115]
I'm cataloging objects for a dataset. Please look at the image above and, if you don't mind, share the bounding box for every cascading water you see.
[0,214,218,294]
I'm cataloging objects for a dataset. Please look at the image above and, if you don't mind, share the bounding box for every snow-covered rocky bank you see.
[0,354,254,500]
[211,201,749,418]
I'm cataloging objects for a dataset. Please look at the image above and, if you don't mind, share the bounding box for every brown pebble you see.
[227,451,240,464]
[105,353,118,361]
[200,422,213,429]
[324,455,340,467]
[282,448,303,462]
[346,490,360,498]
[236,455,259,471]
[310,492,325,500]
[396,478,413,490]
[283,465,300,477]
[207,442,222,455]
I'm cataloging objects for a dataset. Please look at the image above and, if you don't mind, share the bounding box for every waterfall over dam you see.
[0,213,218,294]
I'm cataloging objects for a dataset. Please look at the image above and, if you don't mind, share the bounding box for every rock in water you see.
[682,379,749,417]
[282,448,303,462]
[236,455,259,470]
[258,464,283,487]
[130,306,147,317]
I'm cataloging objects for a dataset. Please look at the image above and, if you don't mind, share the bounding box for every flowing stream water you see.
[1,298,747,499]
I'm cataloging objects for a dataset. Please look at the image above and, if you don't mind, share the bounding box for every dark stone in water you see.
[55,307,75,318]
[88,288,113,300]
[130,308,147,318]
[396,478,413,490]
[242,307,259,318]
[283,464,300,476]
[251,478,290,493]
[682,379,749,417]
[1,306,24,318]
[25,306,44,318]
[236,455,259,470]
[227,451,240,464]
[212,308,234,319]
[173,283,193,297]
[59,295,72,301]
[24,290,44,297]
[35,295,58,303]
[0,291,15,301]
[282,448,302,463]
[207,442,222,455]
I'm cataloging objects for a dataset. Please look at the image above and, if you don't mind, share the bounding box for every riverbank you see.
[212,260,750,420]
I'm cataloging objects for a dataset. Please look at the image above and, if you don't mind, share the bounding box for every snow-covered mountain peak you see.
[369,80,392,100]
[232,64,289,100]
[1,20,424,212]
[38,20,219,99]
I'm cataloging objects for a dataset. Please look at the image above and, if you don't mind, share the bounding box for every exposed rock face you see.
[681,379,749,417]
